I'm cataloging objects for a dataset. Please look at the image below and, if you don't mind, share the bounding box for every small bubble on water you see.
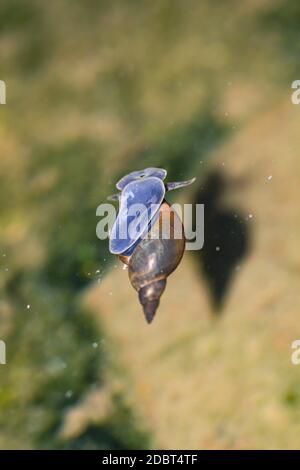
[216,246,220,252]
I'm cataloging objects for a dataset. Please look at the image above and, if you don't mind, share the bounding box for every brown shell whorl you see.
[127,202,185,323]
[138,279,166,323]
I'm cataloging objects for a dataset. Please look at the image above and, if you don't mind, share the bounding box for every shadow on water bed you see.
[193,171,251,312]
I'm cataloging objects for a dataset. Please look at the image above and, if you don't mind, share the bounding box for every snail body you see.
[108,168,195,323]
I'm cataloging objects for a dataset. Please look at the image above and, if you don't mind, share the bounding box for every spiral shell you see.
[122,202,185,323]
[108,167,195,323]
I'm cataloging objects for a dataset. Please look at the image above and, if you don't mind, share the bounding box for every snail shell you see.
[108,167,195,324]
[122,202,185,323]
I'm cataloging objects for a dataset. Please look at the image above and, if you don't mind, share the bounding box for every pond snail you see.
[108,167,195,324]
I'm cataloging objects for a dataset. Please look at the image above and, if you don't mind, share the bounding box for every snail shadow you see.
[194,171,251,313]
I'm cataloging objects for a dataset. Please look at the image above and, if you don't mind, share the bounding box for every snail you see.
[108,167,195,323]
